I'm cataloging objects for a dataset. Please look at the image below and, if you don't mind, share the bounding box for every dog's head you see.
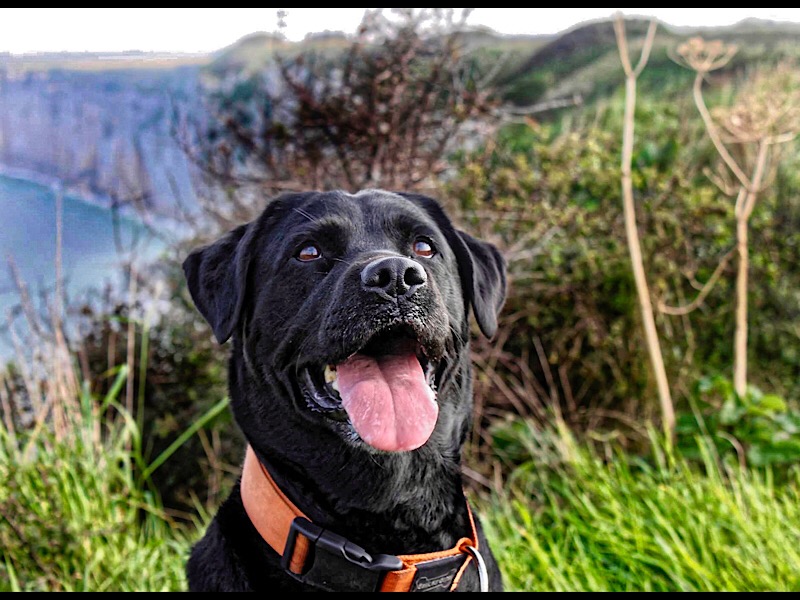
[183,190,505,456]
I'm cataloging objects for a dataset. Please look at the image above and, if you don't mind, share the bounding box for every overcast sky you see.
[1,8,798,54]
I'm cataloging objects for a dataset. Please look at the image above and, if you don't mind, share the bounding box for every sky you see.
[0,8,799,54]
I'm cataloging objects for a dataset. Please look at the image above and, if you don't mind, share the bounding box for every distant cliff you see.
[0,58,205,220]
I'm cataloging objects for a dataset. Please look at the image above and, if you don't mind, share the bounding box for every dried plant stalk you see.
[615,15,675,435]
[677,42,799,397]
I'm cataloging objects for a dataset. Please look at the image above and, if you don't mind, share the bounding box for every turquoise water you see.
[0,174,164,356]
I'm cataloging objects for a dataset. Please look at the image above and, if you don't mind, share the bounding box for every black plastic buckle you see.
[282,517,405,592]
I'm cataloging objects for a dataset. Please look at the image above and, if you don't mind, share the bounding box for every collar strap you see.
[241,446,479,592]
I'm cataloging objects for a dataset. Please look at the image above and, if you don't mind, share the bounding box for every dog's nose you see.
[361,256,428,300]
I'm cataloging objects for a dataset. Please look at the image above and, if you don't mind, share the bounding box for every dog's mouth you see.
[299,326,441,453]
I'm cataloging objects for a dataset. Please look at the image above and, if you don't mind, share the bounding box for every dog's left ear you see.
[183,222,258,344]
[400,193,507,339]
[451,228,507,339]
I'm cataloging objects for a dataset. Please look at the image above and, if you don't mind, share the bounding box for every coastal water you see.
[0,174,165,358]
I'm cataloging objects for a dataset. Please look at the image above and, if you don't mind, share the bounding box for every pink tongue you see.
[337,353,438,452]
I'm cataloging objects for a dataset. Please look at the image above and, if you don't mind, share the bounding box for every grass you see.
[479,420,800,592]
[0,366,203,592]
[5,408,800,593]
[2,358,800,591]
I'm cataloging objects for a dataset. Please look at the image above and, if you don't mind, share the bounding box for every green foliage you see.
[78,266,240,513]
[480,420,800,591]
[447,86,799,443]
[0,370,198,592]
[678,376,800,471]
[503,72,548,106]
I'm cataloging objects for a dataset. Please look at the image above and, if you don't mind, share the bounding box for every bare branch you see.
[693,72,751,189]
[768,131,798,145]
[659,247,735,316]
[614,14,635,77]
[733,186,748,221]
[497,94,584,118]
[478,50,512,89]
[506,227,564,263]
[634,20,659,78]
[702,166,739,197]
[741,141,770,222]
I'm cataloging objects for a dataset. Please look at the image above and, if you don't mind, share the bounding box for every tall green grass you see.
[0,366,220,592]
[4,361,800,591]
[480,421,800,592]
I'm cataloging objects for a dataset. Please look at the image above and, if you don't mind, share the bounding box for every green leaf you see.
[745,385,764,403]
[758,394,788,414]
[720,399,745,426]
[745,405,775,418]
[773,413,800,435]
[748,441,800,467]
[142,397,230,481]
[695,376,715,395]
[676,414,703,436]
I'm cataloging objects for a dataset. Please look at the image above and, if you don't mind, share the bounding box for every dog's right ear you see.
[183,222,258,345]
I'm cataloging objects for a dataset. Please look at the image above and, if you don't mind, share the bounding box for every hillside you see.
[205,17,800,112]
[207,27,552,80]
[498,17,800,108]
[207,31,352,77]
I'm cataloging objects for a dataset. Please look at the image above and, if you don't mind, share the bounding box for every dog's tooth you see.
[324,366,338,385]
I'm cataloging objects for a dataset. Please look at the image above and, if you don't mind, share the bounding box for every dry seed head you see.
[677,37,738,73]
[713,64,800,143]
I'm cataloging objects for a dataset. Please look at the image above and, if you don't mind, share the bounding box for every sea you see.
[0,173,167,360]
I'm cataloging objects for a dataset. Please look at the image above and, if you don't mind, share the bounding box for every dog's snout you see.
[361,256,428,300]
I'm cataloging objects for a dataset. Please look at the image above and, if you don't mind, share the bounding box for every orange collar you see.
[241,445,480,592]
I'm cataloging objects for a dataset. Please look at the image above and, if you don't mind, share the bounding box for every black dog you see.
[183,190,506,592]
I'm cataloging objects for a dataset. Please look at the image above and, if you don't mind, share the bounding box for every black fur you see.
[183,190,507,592]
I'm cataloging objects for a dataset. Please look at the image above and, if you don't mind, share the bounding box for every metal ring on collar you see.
[464,545,489,593]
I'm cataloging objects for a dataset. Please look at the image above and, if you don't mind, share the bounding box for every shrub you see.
[444,97,799,462]
[678,375,800,474]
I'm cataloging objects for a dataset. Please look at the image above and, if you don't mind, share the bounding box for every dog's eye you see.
[413,239,436,258]
[297,245,322,262]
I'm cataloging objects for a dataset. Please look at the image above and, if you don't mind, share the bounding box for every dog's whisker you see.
[448,323,466,348]
[292,207,317,223]
[367,453,387,471]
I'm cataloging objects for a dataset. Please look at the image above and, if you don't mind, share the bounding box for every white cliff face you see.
[0,64,202,220]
